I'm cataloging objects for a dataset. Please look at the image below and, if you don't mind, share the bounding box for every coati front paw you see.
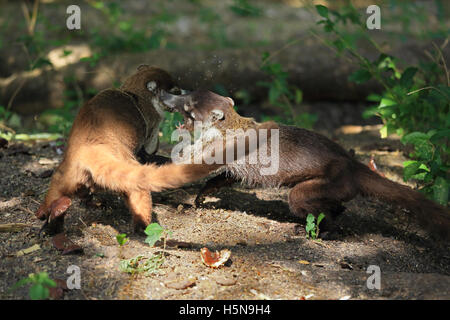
[194,193,206,207]
[36,203,50,220]
[132,218,150,234]
[38,197,72,236]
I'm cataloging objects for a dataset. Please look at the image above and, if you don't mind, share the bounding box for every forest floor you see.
[0,123,449,300]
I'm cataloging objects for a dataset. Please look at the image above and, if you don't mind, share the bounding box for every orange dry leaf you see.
[200,247,231,268]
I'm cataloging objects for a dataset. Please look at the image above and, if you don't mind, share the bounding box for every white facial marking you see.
[191,112,196,119]
[212,109,224,120]
[184,104,190,112]
[147,81,157,92]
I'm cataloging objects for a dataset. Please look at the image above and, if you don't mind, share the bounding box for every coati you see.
[159,89,450,241]
[35,66,226,233]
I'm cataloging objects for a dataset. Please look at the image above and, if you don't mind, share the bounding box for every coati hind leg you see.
[36,160,83,221]
[36,161,86,234]
[288,175,357,232]
[125,190,152,232]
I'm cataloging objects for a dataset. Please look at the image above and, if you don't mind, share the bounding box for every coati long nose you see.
[159,90,193,112]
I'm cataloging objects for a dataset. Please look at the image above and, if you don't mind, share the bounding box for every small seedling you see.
[305,213,326,240]
[144,223,172,248]
[116,233,128,246]
[10,272,56,300]
[119,254,164,275]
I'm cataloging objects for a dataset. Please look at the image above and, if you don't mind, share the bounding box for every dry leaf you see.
[52,233,83,255]
[200,247,231,268]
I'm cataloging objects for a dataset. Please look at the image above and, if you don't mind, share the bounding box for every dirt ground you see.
[0,122,449,300]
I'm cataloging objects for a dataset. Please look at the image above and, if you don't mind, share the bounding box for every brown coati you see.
[159,89,450,241]
[35,67,227,233]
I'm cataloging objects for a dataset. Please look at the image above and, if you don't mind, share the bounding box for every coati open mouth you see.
[158,89,197,131]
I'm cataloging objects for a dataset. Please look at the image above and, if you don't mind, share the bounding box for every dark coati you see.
[159,89,450,241]
[36,67,226,233]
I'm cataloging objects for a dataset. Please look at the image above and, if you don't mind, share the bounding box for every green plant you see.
[305,213,325,240]
[315,3,449,205]
[119,254,164,275]
[258,53,317,129]
[144,222,172,247]
[118,223,171,276]
[10,272,56,300]
[116,233,128,246]
[86,1,173,59]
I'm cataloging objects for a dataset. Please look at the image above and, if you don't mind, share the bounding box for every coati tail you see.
[79,145,223,193]
[354,161,450,241]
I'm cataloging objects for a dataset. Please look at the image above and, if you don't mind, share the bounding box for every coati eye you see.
[147,81,157,92]
[169,86,182,95]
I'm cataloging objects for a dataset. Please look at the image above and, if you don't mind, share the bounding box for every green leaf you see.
[144,223,164,247]
[366,94,382,102]
[306,214,315,224]
[29,284,49,300]
[10,278,32,292]
[380,125,388,138]
[401,132,429,145]
[316,213,326,225]
[403,161,421,181]
[378,98,397,109]
[399,67,418,88]
[362,106,378,119]
[116,233,128,246]
[295,89,303,104]
[433,177,449,206]
[348,69,372,84]
[316,5,329,18]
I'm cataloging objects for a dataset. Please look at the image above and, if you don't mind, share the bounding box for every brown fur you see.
[36,68,222,232]
[163,89,450,242]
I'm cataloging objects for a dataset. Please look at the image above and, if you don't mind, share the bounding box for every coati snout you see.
[159,89,234,131]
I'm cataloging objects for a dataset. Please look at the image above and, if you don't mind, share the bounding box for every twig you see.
[0,123,16,134]
[260,36,307,67]
[6,78,27,112]
[407,86,450,100]
[21,0,40,36]
[17,205,36,215]
[0,223,31,233]
[432,41,450,86]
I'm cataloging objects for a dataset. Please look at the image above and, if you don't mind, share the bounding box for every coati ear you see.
[137,64,151,71]
[226,97,234,106]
